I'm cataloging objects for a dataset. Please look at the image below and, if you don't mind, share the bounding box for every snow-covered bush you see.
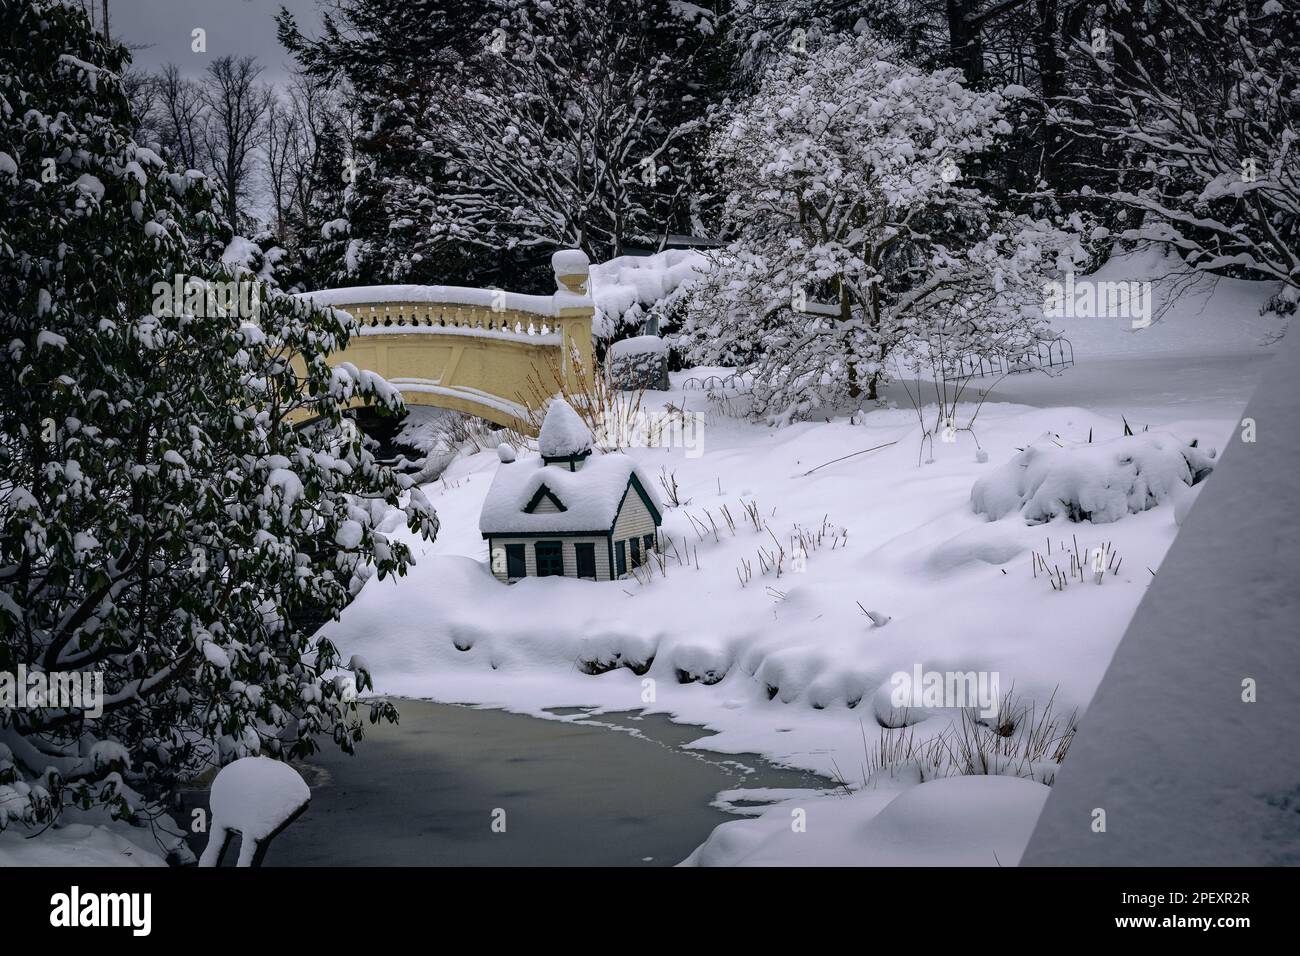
[971,432,1216,524]
[677,32,1088,422]
[590,250,709,341]
[0,1,436,837]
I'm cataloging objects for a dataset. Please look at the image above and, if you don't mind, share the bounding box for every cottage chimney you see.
[538,397,593,472]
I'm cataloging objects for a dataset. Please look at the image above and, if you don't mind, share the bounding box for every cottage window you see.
[535,541,563,577]
[615,540,627,577]
[630,537,642,568]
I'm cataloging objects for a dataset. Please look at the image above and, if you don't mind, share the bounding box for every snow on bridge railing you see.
[302,285,561,336]
[295,249,595,341]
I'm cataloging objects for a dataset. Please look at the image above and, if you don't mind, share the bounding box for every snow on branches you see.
[441,0,705,263]
[1054,0,1299,296]
[0,0,436,837]
[677,32,1085,422]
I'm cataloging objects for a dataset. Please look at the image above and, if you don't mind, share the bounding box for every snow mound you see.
[924,524,1027,573]
[683,775,1049,866]
[551,248,591,279]
[589,250,708,337]
[199,756,310,867]
[538,397,593,458]
[971,432,1215,525]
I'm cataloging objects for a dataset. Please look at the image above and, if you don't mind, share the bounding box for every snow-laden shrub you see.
[591,250,708,341]
[971,433,1216,524]
[676,30,1092,422]
[0,0,435,838]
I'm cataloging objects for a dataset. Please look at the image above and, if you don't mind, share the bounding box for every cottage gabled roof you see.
[479,452,662,536]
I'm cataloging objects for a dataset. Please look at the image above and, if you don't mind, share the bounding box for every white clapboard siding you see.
[487,534,611,582]
[612,485,658,574]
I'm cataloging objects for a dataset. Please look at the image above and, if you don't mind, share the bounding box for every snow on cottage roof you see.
[479,452,662,536]
[538,398,593,459]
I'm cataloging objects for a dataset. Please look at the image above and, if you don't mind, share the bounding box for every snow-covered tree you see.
[678,32,1081,421]
[1055,0,1299,301]
[277,0,486,287]
[292,113,353,291]
[0,0,436,836]
[278,0,726,288]
[444,0,711,264]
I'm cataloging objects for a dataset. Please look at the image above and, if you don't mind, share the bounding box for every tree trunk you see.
[1036,0,1065,187]
[946,0,985,85]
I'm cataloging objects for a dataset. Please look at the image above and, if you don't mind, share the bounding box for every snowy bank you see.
[684,775,1049,866]
[0,820,168,867]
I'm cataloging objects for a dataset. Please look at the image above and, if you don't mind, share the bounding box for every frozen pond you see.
[188,699,827,866]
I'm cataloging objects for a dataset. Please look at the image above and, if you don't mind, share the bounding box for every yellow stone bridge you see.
[297,250,594,435]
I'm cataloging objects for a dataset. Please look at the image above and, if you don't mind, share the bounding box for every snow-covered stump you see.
[608,335,670,391]
[198,757,311,868]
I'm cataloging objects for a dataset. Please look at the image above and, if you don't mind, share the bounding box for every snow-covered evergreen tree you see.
[277,0,485,287]
[0,0,436,835]
[294,115,352,291]
[678,31,1083,421]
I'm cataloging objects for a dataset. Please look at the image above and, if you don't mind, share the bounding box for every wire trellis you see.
[941,336,1074,382]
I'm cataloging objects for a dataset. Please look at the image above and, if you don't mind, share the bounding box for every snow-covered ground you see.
[322,250,1283,865]
[4,255,1276,869]
[0,808,175,867]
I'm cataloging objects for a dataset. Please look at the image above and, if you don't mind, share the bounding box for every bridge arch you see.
[296,250,595,436]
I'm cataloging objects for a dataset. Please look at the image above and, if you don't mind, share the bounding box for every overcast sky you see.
[110,0,325,82]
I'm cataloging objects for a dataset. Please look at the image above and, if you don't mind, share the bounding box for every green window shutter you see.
[505,544,526,580]
[574,543,596,580]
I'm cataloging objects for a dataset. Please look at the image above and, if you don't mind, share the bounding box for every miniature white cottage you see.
[479,399,663,582]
